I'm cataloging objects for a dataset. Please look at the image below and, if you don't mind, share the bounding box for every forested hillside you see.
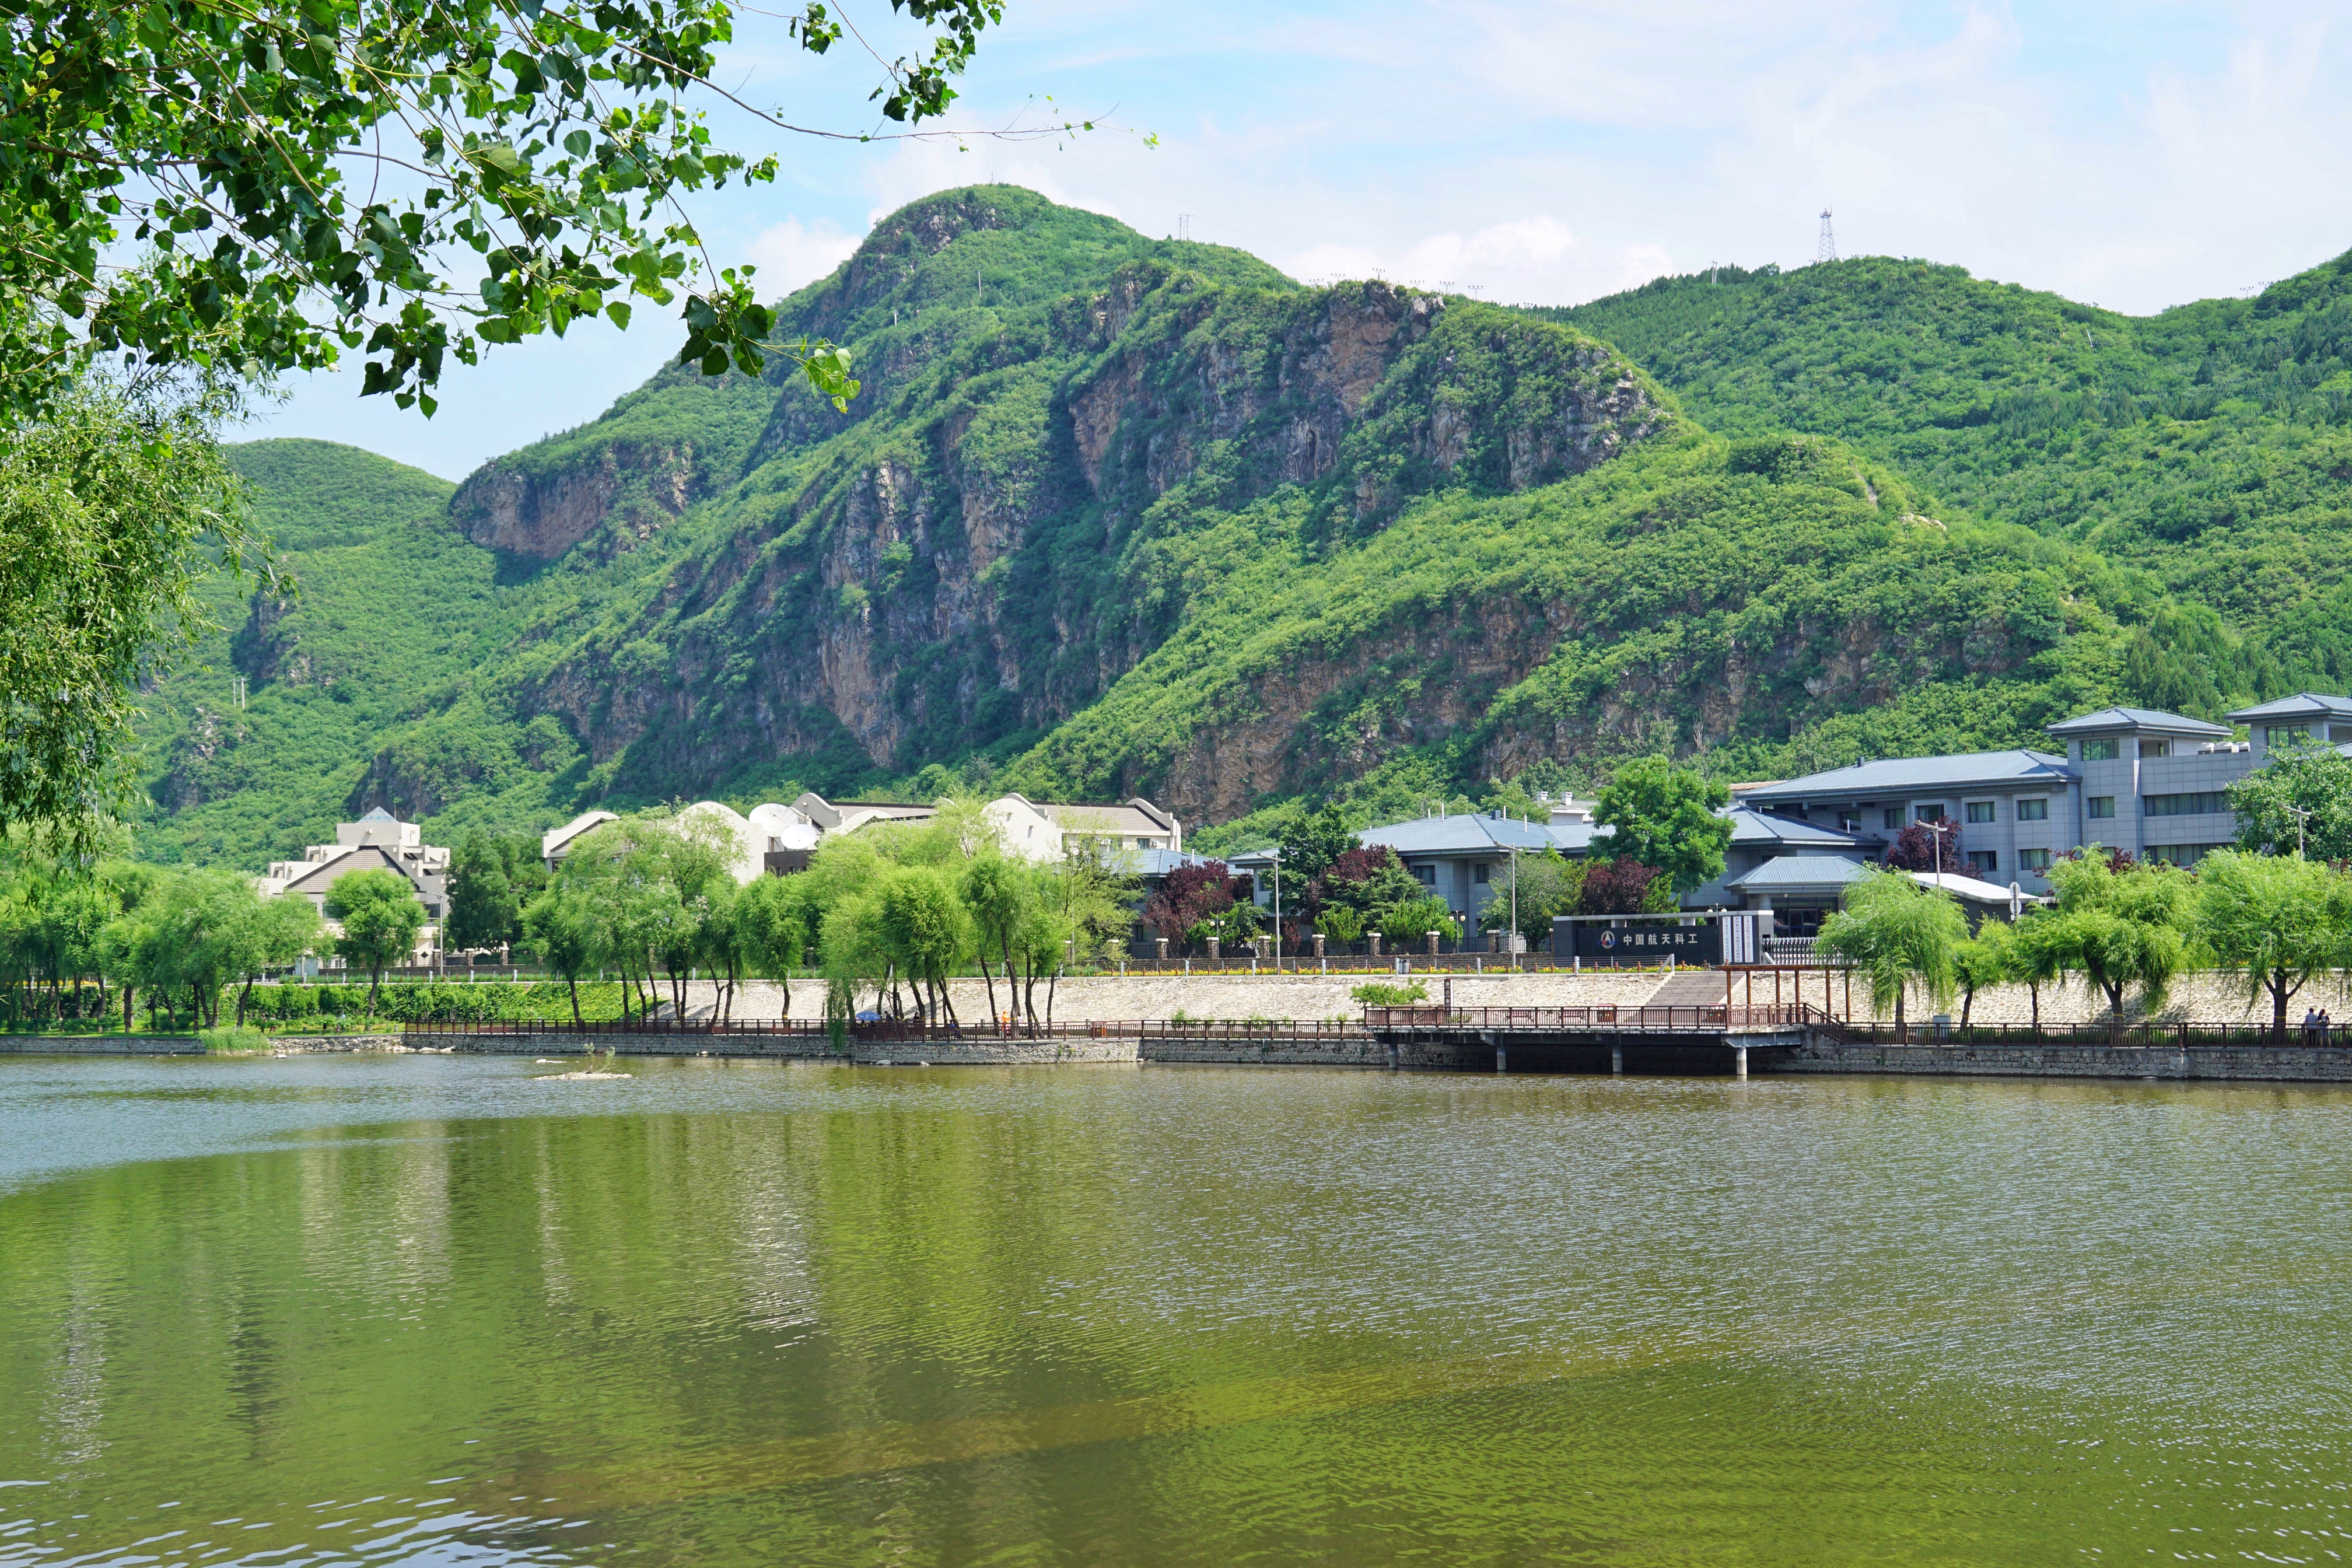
[1559,253,2352,713]
[135,188,2352,866]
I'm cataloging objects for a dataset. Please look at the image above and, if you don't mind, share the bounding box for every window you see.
[2147,845,2219,868]
[2333,726,2352,744]
[1965,800,1996,824]
[2139,738,2171,758]
[1883,807,1903,830]
[2144,790,2231,817]
[1915,803,1945,823]
[2082,737,2122,761]
[2267,724,2312,748]
[1413,864,1436,886]
[2017,797,2048,821]
[1838,811,1863,832]
[2088,796,2115,819]
[1474,863,1490,886]
[1965,850,1998,875]
[2020,848,2052,872]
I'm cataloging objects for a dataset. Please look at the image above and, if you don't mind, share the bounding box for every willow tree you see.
[2038,851,2193,1041]
[1817,869,1966,1040]
[1,0,1056,839]
[2194,850,2352,1045]
[1,383,257,850]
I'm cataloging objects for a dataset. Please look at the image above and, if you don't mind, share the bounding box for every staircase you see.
[1648,968,1738,1008]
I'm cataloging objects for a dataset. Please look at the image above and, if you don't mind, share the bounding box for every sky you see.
[247,0,2352,480]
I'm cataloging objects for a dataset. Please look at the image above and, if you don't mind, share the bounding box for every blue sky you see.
[247,1,2352,480]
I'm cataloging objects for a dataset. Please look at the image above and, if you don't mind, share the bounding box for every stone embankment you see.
[1779,1038,2352,1083]
[668,970,1670,1025]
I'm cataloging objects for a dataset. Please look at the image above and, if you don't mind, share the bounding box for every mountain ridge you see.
[130,189,2352,866]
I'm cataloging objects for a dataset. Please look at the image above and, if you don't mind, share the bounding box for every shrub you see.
[1350,980,1429,1006]
[198,1026,271,1055]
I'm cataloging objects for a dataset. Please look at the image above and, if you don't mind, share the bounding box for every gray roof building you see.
[1729,701,2317,897]
[1739,750,2073,805]
[2228,693,2352,757]
[2043,708,2232,739]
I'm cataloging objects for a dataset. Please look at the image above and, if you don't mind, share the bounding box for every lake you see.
[2,1054,2349,1566]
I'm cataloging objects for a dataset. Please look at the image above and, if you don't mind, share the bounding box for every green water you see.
[4,1057,2351,1566]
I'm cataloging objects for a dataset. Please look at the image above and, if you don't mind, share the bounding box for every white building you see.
[259,808,449,965]
[537,791,1180,879]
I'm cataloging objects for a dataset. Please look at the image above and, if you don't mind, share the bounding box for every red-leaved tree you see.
[1884,818,1964,873]
[1579,858,1662,915]
[1143,862,1251,944]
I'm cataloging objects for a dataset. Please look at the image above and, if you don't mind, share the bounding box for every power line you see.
[1817,208,1838,264]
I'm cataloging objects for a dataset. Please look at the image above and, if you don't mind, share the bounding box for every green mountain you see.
[1558,254,2352,710]
[134,188,2352,866]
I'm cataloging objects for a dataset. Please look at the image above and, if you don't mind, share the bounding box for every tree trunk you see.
[2104,982,2124,1046]
[237,974,255,1026]
[1959,986,1974,1029]
[978,953,999,1034]
[568,975,582,1026]
[1046,966,1059,1030]
[2272,972,2291,1048]
[2029,982,2040,1034]
[123,985,135,1034]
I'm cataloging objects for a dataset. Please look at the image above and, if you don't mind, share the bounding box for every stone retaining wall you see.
[1777,1039,2352,1083]
[0,1035,201,1055]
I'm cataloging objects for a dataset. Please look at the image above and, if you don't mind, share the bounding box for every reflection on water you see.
[3,1055,2352,1566]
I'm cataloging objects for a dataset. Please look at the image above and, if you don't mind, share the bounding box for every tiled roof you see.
[1726,805,1872,848]
[1723,855,1871,892]
[2227,692,2352,723]
[1362,814,1560,855]
[1740,750,2071,803]
[2044,706,2232,737]
[1136,848,1214,877]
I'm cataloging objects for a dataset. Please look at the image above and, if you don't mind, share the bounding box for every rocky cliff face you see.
[509,257,1673,806]
[450,438,705,561]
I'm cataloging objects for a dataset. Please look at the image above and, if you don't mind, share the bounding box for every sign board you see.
[1553,914,1762,965]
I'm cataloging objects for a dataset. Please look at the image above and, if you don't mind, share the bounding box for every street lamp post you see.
[1270,848,1282,972]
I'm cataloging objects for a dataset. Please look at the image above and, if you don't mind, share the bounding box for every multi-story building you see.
[260,808,450,965]
[1736,699,2346,897]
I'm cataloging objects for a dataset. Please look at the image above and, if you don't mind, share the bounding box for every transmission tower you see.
[1176,214,1192,242]
[1817,208,1838,264]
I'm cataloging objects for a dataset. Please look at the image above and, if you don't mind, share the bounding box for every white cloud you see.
[744,216,862,295]
[262,0,2352,471]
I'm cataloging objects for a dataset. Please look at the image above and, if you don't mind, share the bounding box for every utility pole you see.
[2289,804,2312,859]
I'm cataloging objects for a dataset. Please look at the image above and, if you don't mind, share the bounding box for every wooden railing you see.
[1831,1020,2344,1049]
[402,1017,1373,1044]
[1360,1005,1817,1032]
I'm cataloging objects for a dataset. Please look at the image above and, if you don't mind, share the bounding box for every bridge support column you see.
[1481,1029,1504,1074]
[1735,1044,1748,1079]
[1611,1045,1623,1074]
